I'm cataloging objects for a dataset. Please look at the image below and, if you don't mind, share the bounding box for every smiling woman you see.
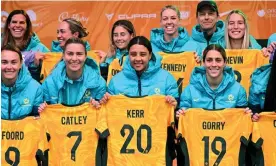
[1,44,43,120]
[224,10,261,49]
[42,38,106,105]
[180,44,248,110]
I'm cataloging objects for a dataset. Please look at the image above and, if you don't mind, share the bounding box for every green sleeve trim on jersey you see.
[240,136,250,146]
[178,137,190,166]
[252,138,263,149]
[95,128,110,139]
[177,133,183,139]
[36,149,47,166]
[170,122,175,128]
[238,140,247,166]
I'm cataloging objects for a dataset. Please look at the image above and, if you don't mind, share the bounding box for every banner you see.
[2,1,276,51]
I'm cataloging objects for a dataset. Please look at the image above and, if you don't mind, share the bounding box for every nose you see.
[71,54,77,61]
[204,13,209,20]
[6,63,12,69]
[234,23,238,29]
[57,32,62,38]
[211,60,217,67]
[167,18,172,24]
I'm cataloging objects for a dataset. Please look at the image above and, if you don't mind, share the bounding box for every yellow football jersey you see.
[252,112,276,166]
[40,51,100,83]
[177,108,252,166]
[1,117,48,166]
[158,51,199,94]
[107,58,123,84]
[102,95,174,166]
[225,49,269,95]
[40,103,107,166]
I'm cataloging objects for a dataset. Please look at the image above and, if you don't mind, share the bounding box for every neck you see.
[201,26,216,36]
[164,31,179,42]
[230,39,243,49]
[2,77,17,87]
[66,68,83,81]
[15,38,23,47]
[206,74,223,90]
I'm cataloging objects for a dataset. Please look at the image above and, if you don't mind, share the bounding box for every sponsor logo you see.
[105,13,156,20]
[22,98,31,106]
[180,11,190,20]
[1,10,42,28]
[84,90,91,98]
[193,98,199,102]
[257,8,276,17]
[58,12,89,24]
[226,94,235,103]
[105,13,114,20]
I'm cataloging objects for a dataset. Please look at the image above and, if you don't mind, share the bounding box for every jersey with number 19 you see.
[101,95,174,166]
[252,112,276,166]
[40,103,107,166]
[177,108,252,166]
[1,117,48,166]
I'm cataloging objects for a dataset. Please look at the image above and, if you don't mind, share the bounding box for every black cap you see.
[197,1,218,14]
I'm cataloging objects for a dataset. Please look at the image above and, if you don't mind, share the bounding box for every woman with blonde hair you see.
[224,9,261,49]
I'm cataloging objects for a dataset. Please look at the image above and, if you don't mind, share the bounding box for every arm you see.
[94,76,107,100]
[179,86,192,110]
[248,86,262,114]
[31,86,43,116]
[236,86,248,108]
[165,73,179,102]
[107,78,116,95]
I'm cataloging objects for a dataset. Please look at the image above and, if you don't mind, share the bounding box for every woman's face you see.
[203,50,226,79]
[228,13,246,40]
[129,44,152,73]
[1,50,22,84]
[161,8,179,36]
[63,43,86,73]
[57,21,78,47]
[112,25,133,50]
[8,14,27,40]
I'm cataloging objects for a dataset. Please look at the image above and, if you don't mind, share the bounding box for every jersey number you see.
[234,70,242,83]
[5,147,20,165]
[177,78,184,94]
[67,131,82,161]
[202,136,226,165]
[120,124,152,154]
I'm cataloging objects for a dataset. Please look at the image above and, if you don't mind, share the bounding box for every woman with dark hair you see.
[2,10,49,81]
[39,38,106,108]
[51,18,90,52]
[100,36,178,107]
[249,50,276,116]
[178,44,248,110]
[1,44,43,119]
[102,19,136,65]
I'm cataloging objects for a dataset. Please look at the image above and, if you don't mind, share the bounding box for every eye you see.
[1,61,8,64]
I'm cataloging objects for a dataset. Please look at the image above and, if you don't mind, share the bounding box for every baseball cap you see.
[197,1,219,15]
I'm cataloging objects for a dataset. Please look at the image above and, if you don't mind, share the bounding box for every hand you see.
[193,52,201,64]
[34,52,45,66]
[165,95,177,108]
[262,42,276,57]
[252,113,260,122]
[100,92,111,104]
[244,107,253,116]
[94,50,107,64]
[176,108,186,119]
[90,98,101,109]
[38,102,47,113]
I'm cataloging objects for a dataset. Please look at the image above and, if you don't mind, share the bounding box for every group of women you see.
[1,3,276,165]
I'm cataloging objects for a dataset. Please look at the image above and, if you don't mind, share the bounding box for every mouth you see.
[12,29,23,34]
[231,31,241,34]
[3,71,15,75]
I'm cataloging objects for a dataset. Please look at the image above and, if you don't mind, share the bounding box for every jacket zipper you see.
[213,96,216,109]
[138,77,141,96]
[8,88,12,119]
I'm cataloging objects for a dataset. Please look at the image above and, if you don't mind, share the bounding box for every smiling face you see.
[197,6,218,32]
[8,14,27,40]
[203,50,226,79]
[112,25,133,50]
[63,43,86,73]
[57,21,78,47]
[1,50,22,86]
[227,13,246,40]
[161,8,179,37]
[129,44,152,74]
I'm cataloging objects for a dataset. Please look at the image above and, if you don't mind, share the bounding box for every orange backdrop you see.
[2,1,276,51]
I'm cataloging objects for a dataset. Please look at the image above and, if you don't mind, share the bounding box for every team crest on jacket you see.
[154,88,161,95]
[84,90,91,98]
[226,94,235,103]
[23,98,30,106]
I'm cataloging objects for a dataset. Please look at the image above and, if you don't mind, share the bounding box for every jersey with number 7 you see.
[177,108,252,166]
[40,103,107,166]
